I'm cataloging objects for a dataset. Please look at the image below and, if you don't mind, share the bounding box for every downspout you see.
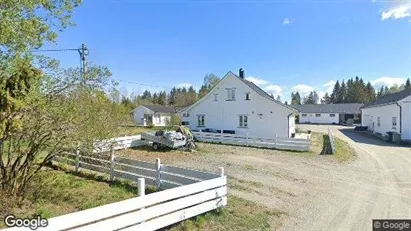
[396,102,402,134]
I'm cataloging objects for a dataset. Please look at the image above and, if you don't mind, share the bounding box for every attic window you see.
[226,89,235,101]
[214,94,218,101]
[245,93,250,100]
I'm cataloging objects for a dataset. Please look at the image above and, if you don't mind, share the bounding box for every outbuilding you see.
[293,103,363,125]
[361,88,411,141]
[131,105,180,126]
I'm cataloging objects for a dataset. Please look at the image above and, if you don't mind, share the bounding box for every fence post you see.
[156,158,161,189]
[138,178,145,224]
[246,133,249,144]
[75,148,80,173]
[110,145,115,181]
[218,167,224,177]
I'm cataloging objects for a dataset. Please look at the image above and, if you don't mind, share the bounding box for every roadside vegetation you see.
[319,133,356,161]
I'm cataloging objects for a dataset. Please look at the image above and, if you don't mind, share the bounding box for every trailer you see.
[141,132,188,150]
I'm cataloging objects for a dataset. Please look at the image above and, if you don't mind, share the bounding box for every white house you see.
[361,88,411,141]
[293,103,363,125]
[179,69,298,138]
[131,105,180,126]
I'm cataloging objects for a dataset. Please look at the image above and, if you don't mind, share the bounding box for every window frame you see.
[315,114,321,117]
[238,115,248,128]
[329,114,336,117]
[197,115,205,127]
[226,88,236,101]
[302,114,307,117]
[392,117,397,129]
[245,92,250,100]
[214,94,218,101]
[377,117,381,127]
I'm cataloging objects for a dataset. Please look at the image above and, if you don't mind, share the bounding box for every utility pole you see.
[78,43,89,83]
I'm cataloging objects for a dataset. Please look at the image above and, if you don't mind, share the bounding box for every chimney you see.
[239,68,244,79]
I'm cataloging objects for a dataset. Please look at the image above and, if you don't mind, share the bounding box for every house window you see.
[182,113,189,117]
[392,117,397,129]
[315,114,321,117]
[197,115,205,127]
[302,114,307,117]
[245,93,250,100]
[239,115,248,128]
[330,114,336,117]
[226,89,236,101]
[377,117,381,127]
[182,121,189,126]
[214,94,218,101]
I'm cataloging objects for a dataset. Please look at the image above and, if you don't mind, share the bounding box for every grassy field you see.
[317,132,356,161]
[0,164,281,230]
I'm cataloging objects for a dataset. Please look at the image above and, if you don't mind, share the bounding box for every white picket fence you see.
[328,128,336,154]
[4,136,227,231]
[192,131,310,152]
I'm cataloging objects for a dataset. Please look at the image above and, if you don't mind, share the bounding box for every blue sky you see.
[43,0,411,102]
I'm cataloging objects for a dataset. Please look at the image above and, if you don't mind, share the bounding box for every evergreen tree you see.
[366,82,376,103]
[377,86,384,98]
[384,86,389,95]
[406,78,411,89]
[321,92,331,104]
[303,91,319,104]
[152,93,159,104]
[157,91,167,105]
[141,90,152,101]
[168,87,177,105]
[336,80,346,103]
[330,80,340,103]
[276,95,281,102]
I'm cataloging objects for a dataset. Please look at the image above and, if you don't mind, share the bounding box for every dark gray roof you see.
[292,103,363,114]
[229,72,297,112]
[143,105,180,113]
[361,88,411,109]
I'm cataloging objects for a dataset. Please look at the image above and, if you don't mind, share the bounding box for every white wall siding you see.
[361,104,400,135]
[132,106,153,126]
[132,106,170,126]
[299,113,339,124]
[183,74,295,138]
[399,95,411,140]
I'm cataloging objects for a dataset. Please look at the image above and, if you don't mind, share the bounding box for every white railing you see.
[192,131,310,152]
[3,136,227,231]
[328,128,336,154]
[93,135,148,153]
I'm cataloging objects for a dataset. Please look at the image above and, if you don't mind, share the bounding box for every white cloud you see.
[370,77,406,87]
[322,80,336,88]
[283,18,293,25]
[264,85,282,97]
[245,76,269,86]
[175,83,193,89]
[291,84,314,97]
[382,4,411,20]
[372,0,376,4]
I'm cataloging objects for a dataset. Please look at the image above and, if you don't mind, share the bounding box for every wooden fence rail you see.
[192,131,310,152]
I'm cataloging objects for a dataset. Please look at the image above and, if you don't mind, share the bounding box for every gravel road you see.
[120,125,411,230]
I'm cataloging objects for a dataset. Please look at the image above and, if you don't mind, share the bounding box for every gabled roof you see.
[181,71,298,113]
[229,71,298,112]
[292,103,363,114]
[133,105,180,113]
[361,88,411,109]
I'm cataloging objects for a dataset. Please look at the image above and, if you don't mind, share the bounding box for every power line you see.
[115,79,172,90]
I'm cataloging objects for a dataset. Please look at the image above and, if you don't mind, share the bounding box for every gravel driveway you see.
[119,125,411,230]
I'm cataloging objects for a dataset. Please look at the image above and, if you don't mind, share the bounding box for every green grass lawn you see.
[320,133,356,161]
[0,164,281,230]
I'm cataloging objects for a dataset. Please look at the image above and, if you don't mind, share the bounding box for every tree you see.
[303,91,319,104]
[336,80,346,103]
[366,82,376,103]
[330,81,340,103]
[321,92,331,104]
[157,91,167,105]
[276,95,281,102]
[387,84,401,94]
[0,0,82,56]
[406,78,411,89]
[291,91,301,105]
[377,86,384,98]
[0,61,120,196]
[198,74,220,99]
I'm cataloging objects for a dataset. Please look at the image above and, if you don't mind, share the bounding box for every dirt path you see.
[121,125,411,230]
